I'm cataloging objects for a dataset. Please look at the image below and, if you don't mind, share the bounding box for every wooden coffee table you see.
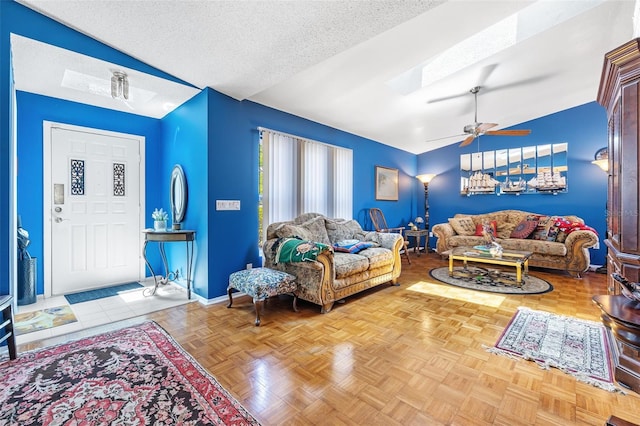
[447,246,533,286]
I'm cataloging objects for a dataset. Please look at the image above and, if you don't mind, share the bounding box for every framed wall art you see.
[375,166,399,201]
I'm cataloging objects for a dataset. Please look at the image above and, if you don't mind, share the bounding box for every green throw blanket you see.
[275,238,330,264]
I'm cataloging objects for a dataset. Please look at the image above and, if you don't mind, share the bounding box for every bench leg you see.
[292,294,298,312]
[226,287,233,308]
[253,299,264,326]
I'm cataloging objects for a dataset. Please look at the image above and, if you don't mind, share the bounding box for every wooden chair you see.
[369,208,411,264]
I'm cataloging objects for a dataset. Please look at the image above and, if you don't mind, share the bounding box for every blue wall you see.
[203,89,416,298]
[160,90,210,298]
[16,91,164,294]
[2,1,609,301]
[2,1,416,299]
[417,102,608,266]
[0,0,192,295]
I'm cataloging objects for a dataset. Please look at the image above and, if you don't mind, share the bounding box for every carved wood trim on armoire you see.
[597,38,640,294]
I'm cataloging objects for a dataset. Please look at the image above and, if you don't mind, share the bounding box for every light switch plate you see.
[216,200,240,210]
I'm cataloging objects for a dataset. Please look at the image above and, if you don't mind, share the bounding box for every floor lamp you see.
[416,174,436,251]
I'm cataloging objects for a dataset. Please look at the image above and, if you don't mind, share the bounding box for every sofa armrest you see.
[432,223,456,254]
[362,231,403,250]
[563,230,599,274]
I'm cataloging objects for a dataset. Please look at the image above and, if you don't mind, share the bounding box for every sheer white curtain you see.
[260,128,353,242]
[333,147,353,219]
[301,140,329,215]
[262,131,297,224]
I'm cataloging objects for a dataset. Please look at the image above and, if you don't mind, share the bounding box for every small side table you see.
[0,295,17,360]
[142,230,196,299]
[404,229,430,255]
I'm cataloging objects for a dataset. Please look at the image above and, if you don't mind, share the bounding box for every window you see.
[258,128,353,245]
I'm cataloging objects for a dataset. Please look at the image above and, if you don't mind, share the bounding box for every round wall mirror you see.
[170,164,188,229]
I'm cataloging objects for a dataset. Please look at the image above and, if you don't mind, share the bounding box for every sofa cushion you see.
[447,235,489,248]
[299,216,331,245]
[274,223,313,241]
[359,247,394,269]
[334,252,369,278]
[510,219,538,239]
[500,239,567,256]
[449,217,476,236]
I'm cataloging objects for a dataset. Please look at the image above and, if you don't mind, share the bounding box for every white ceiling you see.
[14,0,638,154]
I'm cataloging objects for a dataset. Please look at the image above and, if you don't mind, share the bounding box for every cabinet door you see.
[607,98,620,247]
[620,83,640,255]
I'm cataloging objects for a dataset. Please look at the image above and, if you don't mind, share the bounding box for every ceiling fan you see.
[431,86,532,147]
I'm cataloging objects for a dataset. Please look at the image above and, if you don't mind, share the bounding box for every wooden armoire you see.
[597,39,640,294]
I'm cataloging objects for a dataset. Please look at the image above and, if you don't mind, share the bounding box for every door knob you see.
[54,217,66,223]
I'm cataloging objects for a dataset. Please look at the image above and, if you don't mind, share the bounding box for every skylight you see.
[387,0,605,95]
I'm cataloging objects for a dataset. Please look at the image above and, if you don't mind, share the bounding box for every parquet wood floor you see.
[18,254,640,425]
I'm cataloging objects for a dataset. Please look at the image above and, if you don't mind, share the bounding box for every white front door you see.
[45,122,144,296]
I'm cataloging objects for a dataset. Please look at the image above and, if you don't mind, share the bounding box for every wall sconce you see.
[591,147,608,172]
[416,174,436,250]
[111,71,129,100]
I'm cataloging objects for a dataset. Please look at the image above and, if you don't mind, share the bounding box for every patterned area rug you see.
[487,307,619,392]
[0,321,261,425]
[14,305,77,335]
[430,266,553,295]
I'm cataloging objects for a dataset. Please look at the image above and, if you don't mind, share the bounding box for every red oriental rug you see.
[0,321,260,425]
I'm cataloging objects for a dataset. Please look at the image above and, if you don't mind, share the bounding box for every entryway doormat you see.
[486,307,620,392]
[14,305,77,335]
[0,321,261,425]
[64,282,143,304]
[429,266,553,295]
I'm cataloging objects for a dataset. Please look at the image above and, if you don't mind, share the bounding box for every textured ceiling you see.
[15,0,638,154]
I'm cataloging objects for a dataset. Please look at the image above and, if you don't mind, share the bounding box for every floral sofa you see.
[263,213,404,313]
[432,209,599,277]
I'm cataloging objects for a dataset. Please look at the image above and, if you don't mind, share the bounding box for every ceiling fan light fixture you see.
[111,71,129,100]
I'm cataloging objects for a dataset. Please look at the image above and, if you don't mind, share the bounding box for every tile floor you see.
[14,280,193,345]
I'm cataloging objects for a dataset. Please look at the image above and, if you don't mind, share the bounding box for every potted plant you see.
[152,208,169,231]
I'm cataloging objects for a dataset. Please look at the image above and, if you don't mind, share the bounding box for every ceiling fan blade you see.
[484,129,531,136]
[426,92,469,104]
[425,133,467,143]
[459,135,476,147]
[476,123,498,132]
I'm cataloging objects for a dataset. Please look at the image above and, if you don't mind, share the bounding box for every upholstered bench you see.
[227,267,297,326]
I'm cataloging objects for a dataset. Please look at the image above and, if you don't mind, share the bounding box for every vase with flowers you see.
[152,208,169,231]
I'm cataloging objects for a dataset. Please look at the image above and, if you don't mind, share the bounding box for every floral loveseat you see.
[432,209,599,277]
[263,213,404,313]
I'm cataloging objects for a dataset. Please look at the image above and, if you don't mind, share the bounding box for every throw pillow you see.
[275,224,312,241]
[497,222,517,239]
[530,216,554,240]
[333,240,377,253]
[449,217,476,236]
[325,219,366,243]
[299,216,331,245]
[474,221,498,237]
[510,219,538,239]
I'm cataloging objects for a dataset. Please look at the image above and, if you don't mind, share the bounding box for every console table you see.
[592,294,640,393]
[142,230,195,299]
